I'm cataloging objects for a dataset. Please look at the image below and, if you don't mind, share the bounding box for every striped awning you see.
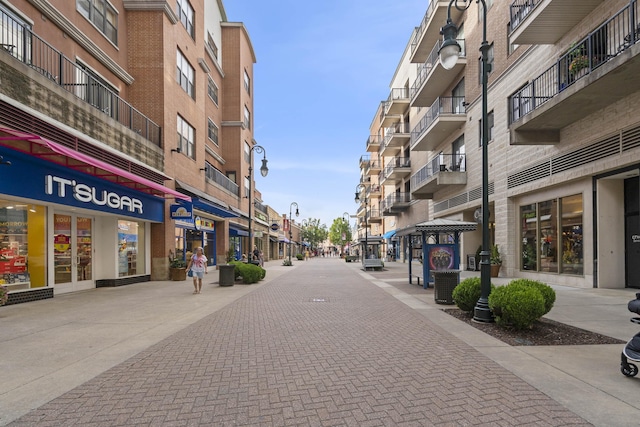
[396,219,477,236]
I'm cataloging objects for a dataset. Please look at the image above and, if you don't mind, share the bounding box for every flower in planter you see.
[569,55,589,74]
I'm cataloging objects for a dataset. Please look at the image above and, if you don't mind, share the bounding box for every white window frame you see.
[207,118,219,146]
[176,49,194,98]
[177,115,195,159]
[176,0,194,38]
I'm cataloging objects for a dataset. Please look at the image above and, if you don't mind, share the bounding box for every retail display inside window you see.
[118,220,145,277]
[520,194,582,275]
[0,202,45,290]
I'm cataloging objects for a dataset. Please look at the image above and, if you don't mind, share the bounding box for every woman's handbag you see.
[187,269,193,277]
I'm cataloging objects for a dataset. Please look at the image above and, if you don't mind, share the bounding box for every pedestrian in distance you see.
[186,246,207,294]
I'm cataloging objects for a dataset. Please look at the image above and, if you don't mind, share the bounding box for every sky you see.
[223,0,428,228]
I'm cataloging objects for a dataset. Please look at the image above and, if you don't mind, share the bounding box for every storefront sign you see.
[170,202,193,219]
[270,223,279,231]
[53,234,70,252]
[0,148,164,222]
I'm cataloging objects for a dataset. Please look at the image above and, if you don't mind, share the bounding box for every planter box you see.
[170,267,186,281]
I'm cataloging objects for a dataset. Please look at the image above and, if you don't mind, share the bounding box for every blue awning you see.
[175,179,238,219]
[192,198,239,218]
[229,226,248,237]
[383,230,396,239]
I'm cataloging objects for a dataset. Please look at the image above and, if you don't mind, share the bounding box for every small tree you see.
[329,217,352,254]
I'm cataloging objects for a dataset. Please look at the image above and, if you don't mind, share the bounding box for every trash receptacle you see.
[219,264,235,287]
[433,270,460,305]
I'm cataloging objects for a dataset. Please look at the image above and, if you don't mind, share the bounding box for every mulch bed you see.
[443,308,625,346]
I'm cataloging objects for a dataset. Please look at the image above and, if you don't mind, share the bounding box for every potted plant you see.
[490,244,502,277]
[568,43,589,78]
[169,252,187,281]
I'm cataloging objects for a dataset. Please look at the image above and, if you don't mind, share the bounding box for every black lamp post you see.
[289,202,299,264]
[354,184,368,261]
[439,0,493,323]
[247,145,268,261]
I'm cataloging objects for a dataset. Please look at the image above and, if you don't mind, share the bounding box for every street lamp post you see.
[439,0,493,323]
[354,184,368,261]
[288,202,299,264]
[247,145,268,262]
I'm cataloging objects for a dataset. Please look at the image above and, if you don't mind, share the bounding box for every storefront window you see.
[520,194,582,275]
[521,203,537,271]
[203,231,215,265]
[561,194,583,275]
[539,199,558,273]
[175,227,185,261]
[117,220,145,277]
[1,202,44,290]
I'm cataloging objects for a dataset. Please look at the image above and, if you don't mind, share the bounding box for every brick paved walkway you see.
[10,259,590,426]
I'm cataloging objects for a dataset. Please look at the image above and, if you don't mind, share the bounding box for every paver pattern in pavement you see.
[9,259,590,426]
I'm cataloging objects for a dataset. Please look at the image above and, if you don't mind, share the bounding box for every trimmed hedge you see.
[507,279,556,315]
[228,261,266,284]
[452,277,495,312]
[488,282,546,330]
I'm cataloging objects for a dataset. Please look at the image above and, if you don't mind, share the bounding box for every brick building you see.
[0,0,267,304]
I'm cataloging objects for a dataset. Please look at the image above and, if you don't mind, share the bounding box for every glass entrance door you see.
[54,214,92,285]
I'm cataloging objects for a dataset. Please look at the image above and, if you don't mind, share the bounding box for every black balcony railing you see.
[384,192,411,210]
[204,163,239,196]
[366,135,383,149]
[0,6,161,146]
[410,96,465,147]
[509,0,539,33]
[410,153,466,191]
[410,0,441,55]
[410,39,466,101]
[509,0,639,124]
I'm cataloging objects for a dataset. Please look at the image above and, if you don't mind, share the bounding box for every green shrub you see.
[229,261,244,279]
[296,254,304,260]
[240,263,263,284]
[452,277,495,312]
[282,259,292,266]
[488,283,546,330]
[508,279,555,315]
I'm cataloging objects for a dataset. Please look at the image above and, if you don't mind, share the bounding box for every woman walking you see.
[186,246,208,294]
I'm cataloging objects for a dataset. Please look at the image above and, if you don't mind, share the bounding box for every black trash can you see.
[219,264,235,287]
[433,270,460,305]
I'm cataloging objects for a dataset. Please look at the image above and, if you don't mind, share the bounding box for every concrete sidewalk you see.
[1,257,639,426]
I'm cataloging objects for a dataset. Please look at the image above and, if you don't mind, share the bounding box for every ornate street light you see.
[247,145,268,261]
[354,184,368,261]
[289,202,299,264]
[439,0,493,322]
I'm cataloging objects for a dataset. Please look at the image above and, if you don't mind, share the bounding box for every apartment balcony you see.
[508,2,640,144]
[410,1,464,63]
[410,39,466,108]
[379,101,402,127]
[359,154,382,176]
[410,153,467,199]
[0,7,160,146]
[380,157,411,186]
[384,88,410,115]
[509,0,604,45]
[411,97,466,151]
[366,135,383,152]
[380,122,410,157]
[367,184,382,199]
[368,208,383,224]
[382,192,411,216]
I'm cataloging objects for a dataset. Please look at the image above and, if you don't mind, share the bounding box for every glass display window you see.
[118,220,145,277]
[0,202,44,290]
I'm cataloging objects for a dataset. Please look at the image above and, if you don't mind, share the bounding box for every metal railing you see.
[509,0,539,33]
[410,39,466,101]
[0,6,161,145]
[381,157,411,181]
[410,0,443,55]
[509,1,639,124]
[382,122,410,150]
[383,192,411,210]
[365,134,383,149]
[410,96,466,147]
[410,153,466,191]
[383,87,410,115]
[205,163,239,196]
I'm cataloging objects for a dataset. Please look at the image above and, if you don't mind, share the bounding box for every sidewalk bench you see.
[345,255,358,263]
[363,259,384,271]
[410,273,423,286]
